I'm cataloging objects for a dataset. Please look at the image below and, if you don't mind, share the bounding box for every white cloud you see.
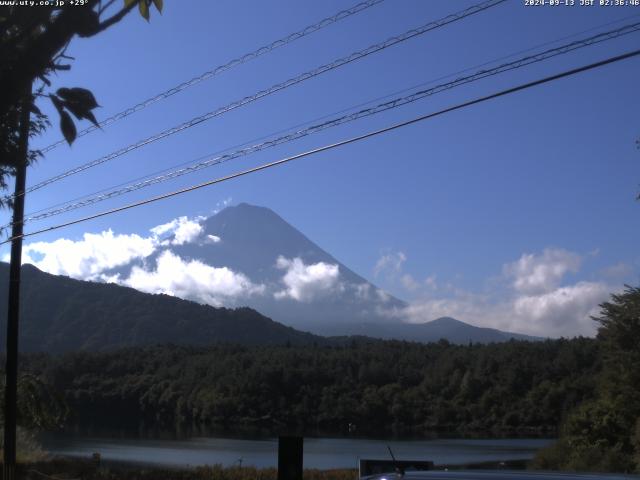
[376,289,391,303]
[351,282,395,304]
[394,282,611,338]
[150,216,204,245]
[401,274,420,292]
[374,251,406,278]
[212,197,232,215]
[373,250,437,295]
[20,230,156,280]
[97,273,122,284]
[504,248,581,295]
[274,256,341,302]
[384,248,616,338]
[173,219,203,245]
[150,221,176,237]
[511,281,610,337]
[12,213,264,308]
[15,215,210,282]
[397,296,484,326]
[354,283,372,300]
[601,262,634,280]
[124,250,263,307]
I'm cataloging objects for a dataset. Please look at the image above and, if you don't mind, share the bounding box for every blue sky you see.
[2,0,639,336]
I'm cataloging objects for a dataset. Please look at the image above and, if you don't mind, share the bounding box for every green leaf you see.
[124,0,137,6]
[152,0,163,13]
[139,0,150,20]
[60,111,77,145]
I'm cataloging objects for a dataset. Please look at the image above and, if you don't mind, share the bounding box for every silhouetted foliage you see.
[0,373,68,430]
[533,286,640,473]
[0,264,324,352]
[0,0,160,206]
[18,458,355,480]
[14,337,601,436]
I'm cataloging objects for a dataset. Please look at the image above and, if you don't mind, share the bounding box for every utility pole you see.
[3,87,31,480]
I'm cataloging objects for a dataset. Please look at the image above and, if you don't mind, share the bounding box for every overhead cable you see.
[39,0,386,154]
[4,47,638,245]
[12,0,505,201]
[19,20,640,225]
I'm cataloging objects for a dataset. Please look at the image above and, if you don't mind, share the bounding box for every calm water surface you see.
[40,433,554,469]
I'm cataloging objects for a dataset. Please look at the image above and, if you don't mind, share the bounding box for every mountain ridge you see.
[168,203,542,342]
[316,317,542,343]
[0,203,543,351]
[0,262,541,351]
[0,262,326,353]
[130,202,407,332]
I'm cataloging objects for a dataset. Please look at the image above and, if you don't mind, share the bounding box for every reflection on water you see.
[40,432,555,469]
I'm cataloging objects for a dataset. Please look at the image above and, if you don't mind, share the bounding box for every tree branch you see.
[93,1,138,35]
[98,0,119,16]
[1,1,138,114]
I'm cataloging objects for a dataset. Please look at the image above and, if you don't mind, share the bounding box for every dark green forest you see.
[3,286,638,473]
[16,337,600,436]
[533,286,640,473]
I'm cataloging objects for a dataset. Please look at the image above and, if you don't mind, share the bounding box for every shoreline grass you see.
[5,456,532,480]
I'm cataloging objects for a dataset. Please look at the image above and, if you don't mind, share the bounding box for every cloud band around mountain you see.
[13,215,344,309]
[379,248,618,337]
[13,216,266,305]
[274,256,342,302]
[9,210,625,338]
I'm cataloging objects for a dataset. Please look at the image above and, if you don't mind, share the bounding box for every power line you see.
[4,47,638,246]
[10,0,505,202]
[17,20,640,225]
[27,11,639,211]
[25,10,640,223]
[15,19,640,224]
[38,0,386,154]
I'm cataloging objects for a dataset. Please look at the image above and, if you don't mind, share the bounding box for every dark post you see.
[277,436,303,480]
[3,89,31,480]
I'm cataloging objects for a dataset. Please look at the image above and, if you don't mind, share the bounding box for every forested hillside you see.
[19,337,600,435]
[533,286,640,473]
[0,263,324,352]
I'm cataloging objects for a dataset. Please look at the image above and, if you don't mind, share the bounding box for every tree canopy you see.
[0,0,161,206]
[534,286,640,473]
[13,337,601,436]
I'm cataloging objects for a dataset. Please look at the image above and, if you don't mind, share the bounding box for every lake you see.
[39,433,555,469]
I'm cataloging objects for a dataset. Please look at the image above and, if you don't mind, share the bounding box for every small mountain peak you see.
[216,202,278,218]
[431,316,465,325]
[207,203,294,236]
